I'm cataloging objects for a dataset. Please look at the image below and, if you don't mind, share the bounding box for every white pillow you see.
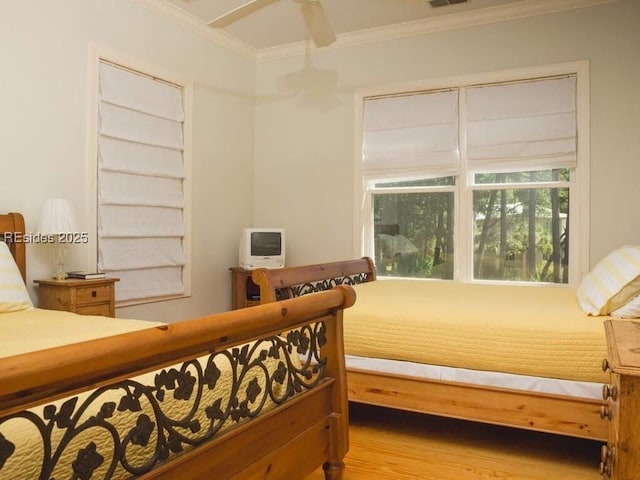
[576,245,640,316]
[0,241,33,312]
[611,294,640,319]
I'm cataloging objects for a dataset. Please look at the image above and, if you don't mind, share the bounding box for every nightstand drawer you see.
[75,303,112,316]
[76,285,112,304]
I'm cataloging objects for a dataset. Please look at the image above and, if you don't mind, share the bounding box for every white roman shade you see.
[98,61,186,302]
[362,90,459,179]
[466,76,576,172]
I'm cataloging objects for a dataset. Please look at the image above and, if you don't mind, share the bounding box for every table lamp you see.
[38,198,79,280]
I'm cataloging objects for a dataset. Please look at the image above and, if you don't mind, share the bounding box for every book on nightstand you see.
[66,271,107,280]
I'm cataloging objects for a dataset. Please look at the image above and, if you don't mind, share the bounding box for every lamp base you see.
[53,243,68,280]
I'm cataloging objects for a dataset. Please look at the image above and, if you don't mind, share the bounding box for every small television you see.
[238,228,285,269]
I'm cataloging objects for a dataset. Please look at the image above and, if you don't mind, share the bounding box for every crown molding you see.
[132,0,620,64]
[256,0,621,62]
[130,0,257,62]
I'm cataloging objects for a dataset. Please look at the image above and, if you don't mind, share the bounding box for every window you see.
[96,60,191,303]
[360,67,586,285]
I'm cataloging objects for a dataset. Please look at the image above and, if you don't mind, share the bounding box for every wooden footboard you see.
[251,258,608,442]
[0,287,355,480]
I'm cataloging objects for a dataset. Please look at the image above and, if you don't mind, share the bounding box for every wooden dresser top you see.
[605,319,640,375]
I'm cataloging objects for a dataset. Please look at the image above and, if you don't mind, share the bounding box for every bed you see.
[0,212,355,480]
[251,257,613,441]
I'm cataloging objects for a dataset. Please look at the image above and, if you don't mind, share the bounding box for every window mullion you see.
[362,179,375,260]
[370,186,456,195]
[456,87,473,282]
[472,180,571,191]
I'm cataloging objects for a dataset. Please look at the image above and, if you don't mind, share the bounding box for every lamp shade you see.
[38,198,79,234]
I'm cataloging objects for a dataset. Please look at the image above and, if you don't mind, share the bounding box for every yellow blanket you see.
[0,309,295,479]
[0,308,164,358]
[344,280,609,383]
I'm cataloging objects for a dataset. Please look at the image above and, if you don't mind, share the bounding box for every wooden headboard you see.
[251,257,376,304]
[0,212,26,281]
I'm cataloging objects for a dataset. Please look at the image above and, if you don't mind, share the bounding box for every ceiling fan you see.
[208,0,337,48]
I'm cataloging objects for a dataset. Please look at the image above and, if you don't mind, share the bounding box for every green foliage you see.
[373,169,569,283]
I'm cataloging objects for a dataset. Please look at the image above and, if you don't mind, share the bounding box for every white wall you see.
[3,1,638,321]
[254,0,640,268]
[0,0,255,320]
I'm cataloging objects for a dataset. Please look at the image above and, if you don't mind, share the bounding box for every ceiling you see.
[164,0,528,50]
[154,0,618,60]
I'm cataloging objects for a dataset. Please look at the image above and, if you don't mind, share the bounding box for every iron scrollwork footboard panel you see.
[275,272,371,301]
[0,322,327,480]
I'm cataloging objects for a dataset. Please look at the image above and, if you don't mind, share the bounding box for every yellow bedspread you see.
[0,309,295,479]
[0,308,164,358]
[344,280,609,383]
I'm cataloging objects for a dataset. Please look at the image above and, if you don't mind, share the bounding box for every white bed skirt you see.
[345,355,603,400]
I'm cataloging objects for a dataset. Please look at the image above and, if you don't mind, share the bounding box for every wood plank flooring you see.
[307,404,602,480]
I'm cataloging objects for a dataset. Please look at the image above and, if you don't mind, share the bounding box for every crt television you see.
[238,228,285,269]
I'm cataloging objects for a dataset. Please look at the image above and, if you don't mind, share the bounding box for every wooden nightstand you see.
[34,277,119,317]
[229,267,261,309]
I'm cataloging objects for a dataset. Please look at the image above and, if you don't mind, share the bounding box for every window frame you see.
[87,45,193,306]
[354,61,590,286]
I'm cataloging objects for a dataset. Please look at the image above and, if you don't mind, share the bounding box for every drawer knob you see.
[602,384,618,401]
[600,444,615,463]
[602,358,610,372]
[600,444,609,463]
[92,290,97,298]
[599,460,612,477]
[599,405,612,420]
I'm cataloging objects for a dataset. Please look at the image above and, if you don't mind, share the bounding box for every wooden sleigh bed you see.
[0,212,355,480]
[251,257,611,442]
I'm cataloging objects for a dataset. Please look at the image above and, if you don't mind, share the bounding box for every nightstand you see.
[229,267,261,309]
[34,277,119,317]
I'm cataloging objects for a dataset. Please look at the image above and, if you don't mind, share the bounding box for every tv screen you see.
[251,231,282,257]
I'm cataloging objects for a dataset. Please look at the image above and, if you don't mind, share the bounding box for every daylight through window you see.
[362,74,579,284]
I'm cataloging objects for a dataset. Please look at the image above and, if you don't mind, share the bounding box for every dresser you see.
[34,277,119,317]
[600,319,640,479]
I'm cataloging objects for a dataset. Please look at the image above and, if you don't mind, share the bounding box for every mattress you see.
[0,308,293,479]
[344,280,610,384]
[345,355,602,399]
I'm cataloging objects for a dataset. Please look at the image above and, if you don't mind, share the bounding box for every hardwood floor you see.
[307,404,602,480]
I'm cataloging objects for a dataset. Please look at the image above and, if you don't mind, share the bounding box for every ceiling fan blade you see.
[208,0,279,28]
[300,0,336,48]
